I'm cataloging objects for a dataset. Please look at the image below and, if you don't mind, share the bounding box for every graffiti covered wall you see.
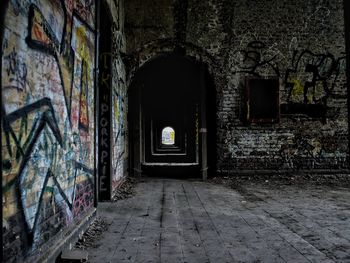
[105,0,128,191]
[221,0,348,171]
[111,25,128,188]
[124,0,349,172]
[2,0,96,261]
[111,1,127,188]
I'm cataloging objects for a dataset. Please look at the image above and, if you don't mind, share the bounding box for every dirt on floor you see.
[210,173,350,189]
[74,217,110,249]
[112,177,137,202]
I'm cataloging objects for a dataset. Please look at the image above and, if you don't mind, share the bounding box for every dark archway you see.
[128,53,216,179]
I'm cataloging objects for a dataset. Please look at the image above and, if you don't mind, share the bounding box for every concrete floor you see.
[86,178,350,263]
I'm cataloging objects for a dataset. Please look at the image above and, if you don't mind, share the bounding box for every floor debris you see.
[74,217,110,249]
[210,173,350,189]
[112,177,137,201]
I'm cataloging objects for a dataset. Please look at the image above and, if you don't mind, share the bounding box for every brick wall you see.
[1,0,126,261]
[125,0,349,173]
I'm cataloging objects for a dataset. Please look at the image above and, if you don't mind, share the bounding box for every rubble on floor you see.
[112,177,137,201]
[210,173,350,189]
[74,217,110,249]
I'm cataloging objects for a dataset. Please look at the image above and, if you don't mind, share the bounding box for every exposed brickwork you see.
[1,0,127,261]
[1,0,97,260]
[124,0,349,173]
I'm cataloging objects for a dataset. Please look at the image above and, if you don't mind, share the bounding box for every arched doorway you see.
[128,53,216,179]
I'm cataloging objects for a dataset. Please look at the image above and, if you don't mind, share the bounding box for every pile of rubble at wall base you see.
[112,177,137,202]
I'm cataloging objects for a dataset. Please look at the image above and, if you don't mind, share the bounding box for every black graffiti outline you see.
[75,0,96,29]
[25,3,96,131]
[285,50,346,105]
[3,99,63,245]
[2,98,94,246]
[68,10,95,130]
[4,46,28,91]
[26,4,60,54]
[278,135,326,170]
[3,0,96,254]
[26,3,74,123]
[59,0,68,54]
[233,41,281,77]
[22,166,92,246]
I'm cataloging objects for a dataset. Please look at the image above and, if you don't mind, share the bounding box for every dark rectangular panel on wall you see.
[98,3,112,201]
[245,78,279,123]
[98,84,112,200]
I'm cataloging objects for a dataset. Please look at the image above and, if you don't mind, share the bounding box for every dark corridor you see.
[128,54,216,178]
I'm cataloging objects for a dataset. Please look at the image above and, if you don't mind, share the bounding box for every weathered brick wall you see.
[1,0,97,261]
[125,0,349,173]
[2,0,129,260]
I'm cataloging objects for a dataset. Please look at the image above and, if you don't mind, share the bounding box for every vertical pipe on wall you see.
[138,91,142,176]
[94,0,100,207]
[199,64,208,180]
[344,0,350,167]
[1,1,10,258]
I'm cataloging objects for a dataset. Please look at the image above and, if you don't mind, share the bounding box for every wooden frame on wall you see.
[245,77,280,124]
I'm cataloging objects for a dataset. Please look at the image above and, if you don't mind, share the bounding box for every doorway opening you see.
[128,53,216,179]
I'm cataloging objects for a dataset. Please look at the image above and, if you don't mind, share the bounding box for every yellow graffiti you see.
[75,26,91,65]
[289,79,304,96]
[75,26,92,85]
[114,98,119,122]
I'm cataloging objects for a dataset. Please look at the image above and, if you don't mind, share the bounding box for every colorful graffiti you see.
[111,26,127,187]
[2,0,95,260]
